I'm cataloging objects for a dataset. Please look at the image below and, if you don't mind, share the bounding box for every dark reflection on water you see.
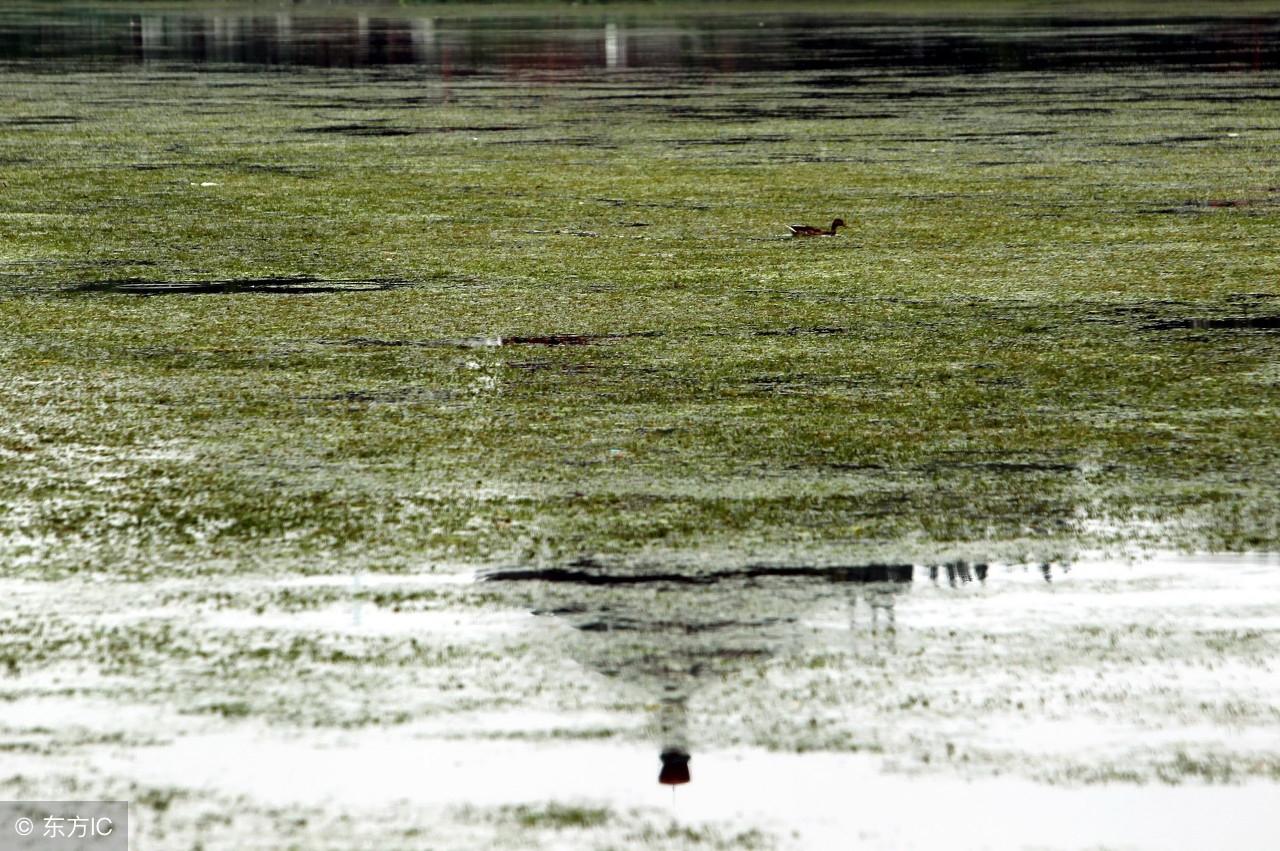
[484,558,1071,784]
[2,9,1280,73]
[485,563,917,785]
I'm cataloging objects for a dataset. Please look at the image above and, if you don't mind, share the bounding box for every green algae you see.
[1,4,1279,576]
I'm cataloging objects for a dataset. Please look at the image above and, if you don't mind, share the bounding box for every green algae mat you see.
[2,1,1279,575]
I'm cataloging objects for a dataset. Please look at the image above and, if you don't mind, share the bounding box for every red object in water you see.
[659,750,691,785]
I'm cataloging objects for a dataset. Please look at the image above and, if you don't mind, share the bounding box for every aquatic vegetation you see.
[3,17,1278,573]
[1,5,1278,847]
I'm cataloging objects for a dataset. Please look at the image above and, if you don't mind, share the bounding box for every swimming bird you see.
[788,218,847,237]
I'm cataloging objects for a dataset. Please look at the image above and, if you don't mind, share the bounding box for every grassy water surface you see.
[1,2,1278,575]
[3,6,1280,849]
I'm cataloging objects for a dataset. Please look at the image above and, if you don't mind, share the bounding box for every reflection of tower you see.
[483,562,915,786]
[211,15,238,63]
[604,22,625,70]
[140,16,165,62]
[566,585,781,789]
[275,14,294,65]
[410,18,436,65]
[657,692,690,785]
[356,15,370,65]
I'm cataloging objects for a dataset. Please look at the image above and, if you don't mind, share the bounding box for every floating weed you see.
[507,803,613,830]
[626,824,775,849]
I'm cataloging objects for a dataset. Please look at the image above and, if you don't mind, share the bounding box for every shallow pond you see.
[2,3,1279,849]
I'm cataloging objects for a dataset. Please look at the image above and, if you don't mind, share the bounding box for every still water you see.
[3,6,1280,74]
[6,554,1279,849]
[3,3,1279,849]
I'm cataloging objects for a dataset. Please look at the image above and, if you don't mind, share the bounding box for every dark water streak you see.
[3,10,1280,75]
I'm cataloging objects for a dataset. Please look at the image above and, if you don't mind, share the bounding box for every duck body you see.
[788,218,847,237]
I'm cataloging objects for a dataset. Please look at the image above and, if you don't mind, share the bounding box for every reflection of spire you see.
[660,748,691,785]
[657,693,690,785]
[484,563,915,786]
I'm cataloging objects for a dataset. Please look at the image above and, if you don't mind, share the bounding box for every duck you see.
[788,218,847,237]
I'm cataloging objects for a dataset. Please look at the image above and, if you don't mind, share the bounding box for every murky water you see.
[3,7,1280,74]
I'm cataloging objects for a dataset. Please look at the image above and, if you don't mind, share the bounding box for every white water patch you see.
[0,569,480,618]
[0,696,194,738]
[201,605,529,639]
[974,718,1280,757]
[267,570,477,589]
[84,728,1280,851]
[407,708,642,739]
[5,552,1279,849]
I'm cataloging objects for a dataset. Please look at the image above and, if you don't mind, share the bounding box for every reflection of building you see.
[9,12,1278,74]
[927,561,988,586]
[656,683,690,786]
[926,560,1065,584]
[483,563,913,785]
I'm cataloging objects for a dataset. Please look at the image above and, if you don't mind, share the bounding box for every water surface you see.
[4,3,1280,849]
[3,6,1280,74]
